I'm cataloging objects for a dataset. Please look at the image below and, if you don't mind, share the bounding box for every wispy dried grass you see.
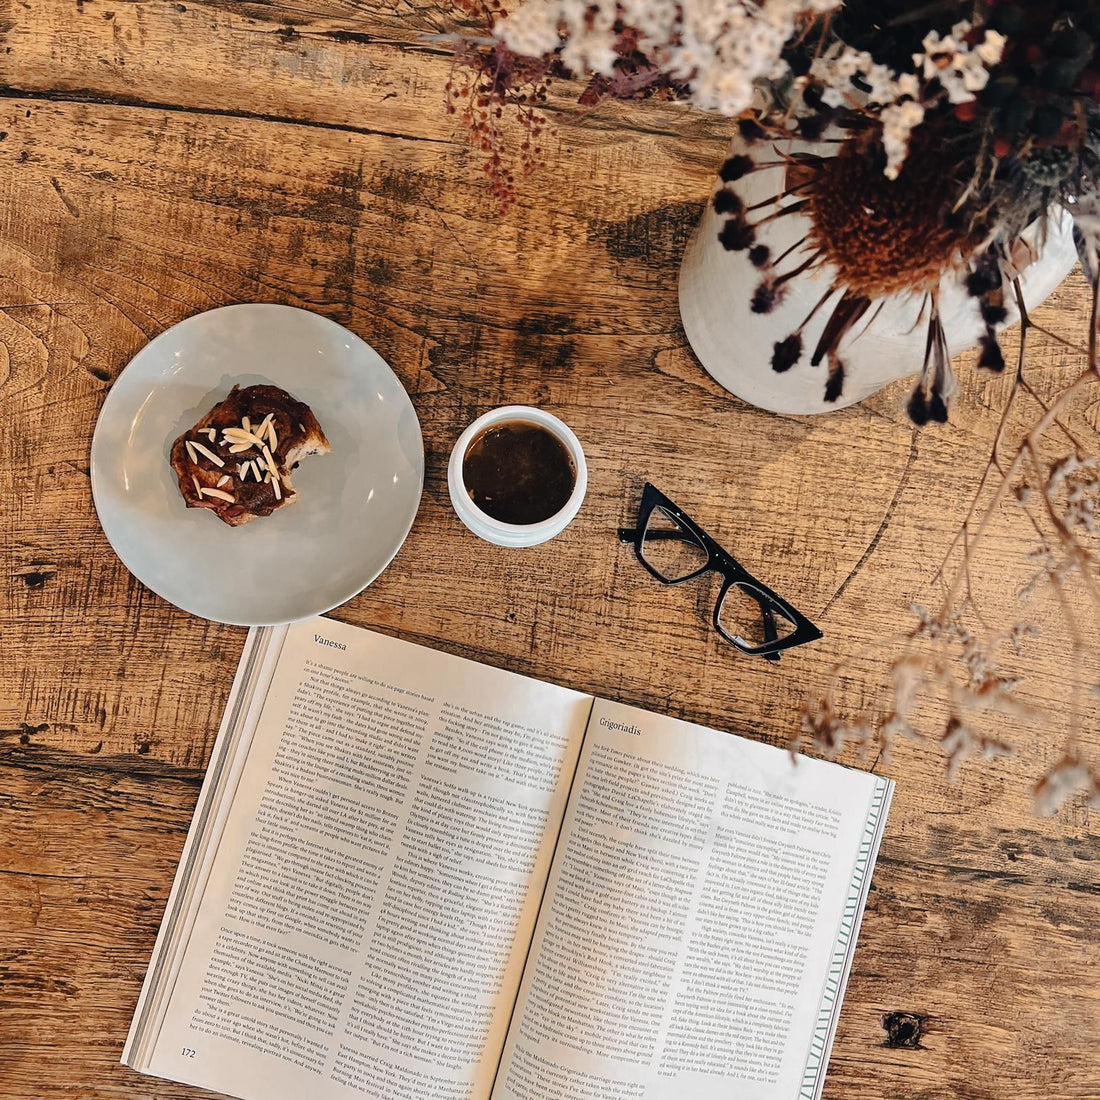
[796,275,1100,816]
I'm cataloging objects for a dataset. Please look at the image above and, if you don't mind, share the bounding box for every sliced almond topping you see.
[203,427,217,441]
[217,474,230,488]
[191,474,201,496]
[272,477,282,501]
[228,442,252,454]
[242,416,251,433]
[185,440,198,464]
[222,427,265,447]
[199,486,236,503]
[190,440,226,468]
[250,460,261,482]
[237,462,247,479]
[261,444,275,472]
[257,413,273,437]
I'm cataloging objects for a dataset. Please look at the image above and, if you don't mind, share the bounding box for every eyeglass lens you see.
[640,506,709,582]
[717,582,798,649]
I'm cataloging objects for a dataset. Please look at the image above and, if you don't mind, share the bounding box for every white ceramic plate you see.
[90,304,424,625]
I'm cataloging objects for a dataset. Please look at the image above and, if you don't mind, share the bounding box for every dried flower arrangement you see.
[448,2,1100,813]
[455,1,1099,406]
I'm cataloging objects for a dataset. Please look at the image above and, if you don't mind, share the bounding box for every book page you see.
[145,617,592,1100]
[493,699,892,1100]
[124,625,290,1071]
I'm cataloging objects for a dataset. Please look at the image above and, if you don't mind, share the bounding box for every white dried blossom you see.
[1047,454,1097,495]
[807,40,933,177]
[496,3,561,58]
[1009,622,1040,649]
[496,2,1005,181]
[561,30,619,78]
[1045,455,1100,533]
[882,99,925,180]
[913,21,1005,105]
[890,655,927,718]
[1034,755,1100,816]
[1064,483,1098,533]
[809,41,918,111]
[976,30,1007,66]
[864,62,896,103]
[1019,544,1077,602]
[908,602,943,638]
[497,0,842,117]
[793,694,872,760]
[620,0,678,39]
[894,72,920,100]
[942,717,1013,783]
[830,47,865,79]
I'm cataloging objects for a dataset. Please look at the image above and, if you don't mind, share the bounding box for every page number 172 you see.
[181,1047,197,1059]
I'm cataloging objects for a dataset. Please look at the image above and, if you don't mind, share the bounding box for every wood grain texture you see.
[0,2,1097,1099]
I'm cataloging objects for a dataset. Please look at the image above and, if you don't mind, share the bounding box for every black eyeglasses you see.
[618,483,823,662]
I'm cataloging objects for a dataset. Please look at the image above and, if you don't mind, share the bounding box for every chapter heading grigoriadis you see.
[598,716,642,736]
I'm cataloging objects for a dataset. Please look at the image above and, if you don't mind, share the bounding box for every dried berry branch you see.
[445,0,555,210]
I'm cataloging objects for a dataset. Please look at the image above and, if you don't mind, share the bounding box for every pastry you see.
[170,384,329,526]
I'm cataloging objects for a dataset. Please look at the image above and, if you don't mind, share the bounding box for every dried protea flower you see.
[804,126,984,300]
[749,244,772,268]
[743,119,1017,411]
[719,155,754,183]
[718,217,756,252]
[823,359,845,402]
[713,189,743,217]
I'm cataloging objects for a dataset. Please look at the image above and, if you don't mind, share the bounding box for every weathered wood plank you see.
[0,0,731,147]
[1,3,1097,1098]
[1,744,225,1099]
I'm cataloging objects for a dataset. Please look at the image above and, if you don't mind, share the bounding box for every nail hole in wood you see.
[883,1012,925,1048]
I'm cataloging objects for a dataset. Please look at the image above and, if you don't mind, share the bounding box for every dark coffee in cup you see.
[462,420,576,525]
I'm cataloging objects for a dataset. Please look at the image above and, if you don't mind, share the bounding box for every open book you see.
[124,616,893,1100]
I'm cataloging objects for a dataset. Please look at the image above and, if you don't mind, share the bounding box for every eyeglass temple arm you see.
[618,527,698,544]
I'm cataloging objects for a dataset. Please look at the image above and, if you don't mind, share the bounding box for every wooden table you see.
[1,4,1097,1098]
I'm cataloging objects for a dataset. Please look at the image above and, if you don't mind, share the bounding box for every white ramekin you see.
[447,405,588,548]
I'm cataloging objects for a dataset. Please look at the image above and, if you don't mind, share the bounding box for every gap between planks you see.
[0,85,459,146]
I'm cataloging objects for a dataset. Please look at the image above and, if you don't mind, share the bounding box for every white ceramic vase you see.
[678,138,1079,415]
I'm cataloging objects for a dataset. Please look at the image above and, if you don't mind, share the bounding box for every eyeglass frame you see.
[617,482,823,661]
